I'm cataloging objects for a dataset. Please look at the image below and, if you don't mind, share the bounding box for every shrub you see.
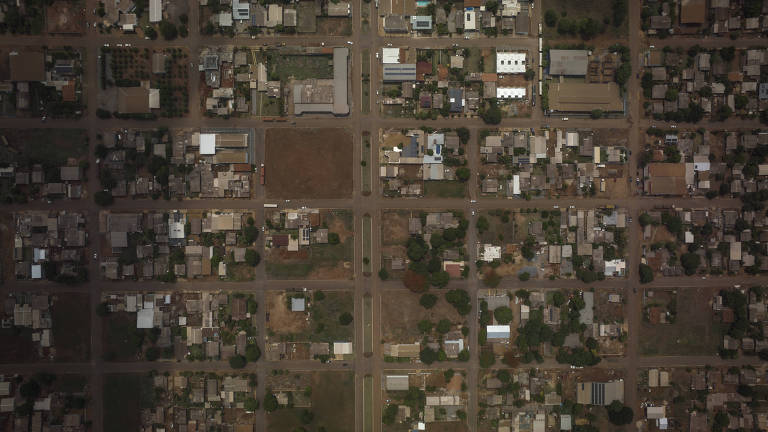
[338,312,353,325]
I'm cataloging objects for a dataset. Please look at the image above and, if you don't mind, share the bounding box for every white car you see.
[375,52,379,59]
[562,117,569,121]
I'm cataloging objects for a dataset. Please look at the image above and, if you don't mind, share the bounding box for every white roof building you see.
[496,52,526,73]
[496,87,526,99]
[31,264,42,279]
[464,10,477,30]
[200,134,216,155]
[382,48,400,64]
[149,0,162,22]
[480,244,501,261]
[333,342,353,355]
[486,325,510,340]
[137,308,154,328]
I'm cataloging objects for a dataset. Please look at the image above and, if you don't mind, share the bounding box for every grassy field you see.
[364,295,373,354]
[265,262,314,278]
[363,215,372,274]
[0,129,88,168]
[542,0,628,40]
[364,375,373,432]
[640,287,722,356]
[362,49,371,114]
[266,210,354,279]
[362,134,372,193]
[102,312,143,361]
[52,293,91,362]
[425,181,467,198]
[272,54,334,81]
[103,374,154,432]
[52,375,88,393]
[308,291,354,342]
[267,372,355,432]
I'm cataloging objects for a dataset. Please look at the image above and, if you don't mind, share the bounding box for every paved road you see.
[0,2,765,432]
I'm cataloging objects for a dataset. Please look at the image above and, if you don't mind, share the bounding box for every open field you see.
[271,54,334,81]
[266,290,354,342]
[265,128,353,198]
[640,287,722,356]
[0,128,88,168]
[542,0,628,43]
[381,289,464,343]
[266,210,354,279]
[101,312,143,361]
[424,181,467,198]
[267,371,355,432]
[103,374,155,432]
[51,293,91,362]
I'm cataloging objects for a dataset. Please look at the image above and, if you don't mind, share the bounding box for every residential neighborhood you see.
[1,0,768,432]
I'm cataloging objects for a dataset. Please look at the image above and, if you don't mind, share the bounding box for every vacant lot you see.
[265,128,353,198]
[47,0,85,34]
[381,289,464,343]
[266,210,354,279]
[52,293,91,362]
[0,128,88,168]
[424,181,466,198]
[640,287,722,356]
[103,374,155,432]
[267,371,355,432]
[102,312,142,361]
[542,0,628,42]
[271,54,334,81]
[267,290,354,342]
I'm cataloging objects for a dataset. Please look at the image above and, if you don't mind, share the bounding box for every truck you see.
[264,203,278,208]
[260,167,265,185]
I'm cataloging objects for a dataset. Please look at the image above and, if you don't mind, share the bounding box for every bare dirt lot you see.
[47,0,85,34]
[265,291,309,335]
[640,286,723,356]
[265,128,353,198]
[381,289,465,343]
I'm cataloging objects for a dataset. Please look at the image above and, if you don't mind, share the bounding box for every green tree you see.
[456,167,470,182]
[420,347,439,364]
[607,401,634,425]
[382,404,398,424]
[639,263,654,283]
[420,293,438,309]
[245,249,260,267]
[445,289,471,315]
[19,380,41,399]
[229,355,247,369]
[480,100,502,124]
[96,302,110,317]
[493,306,514,324]
[94,190,114,206]
[338,312,353,325]
[328,232,340,244]
[244,397,259,411]
[436,319,452,334]
[544,9,558,27]
[418,319,434,333]
[264,392,279,412]
[246,344,261,362]
[479,351,495,368]
[378,268,389,280]
[476,216,490,233]
[159,20,178,40]
[680,253,701,275]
